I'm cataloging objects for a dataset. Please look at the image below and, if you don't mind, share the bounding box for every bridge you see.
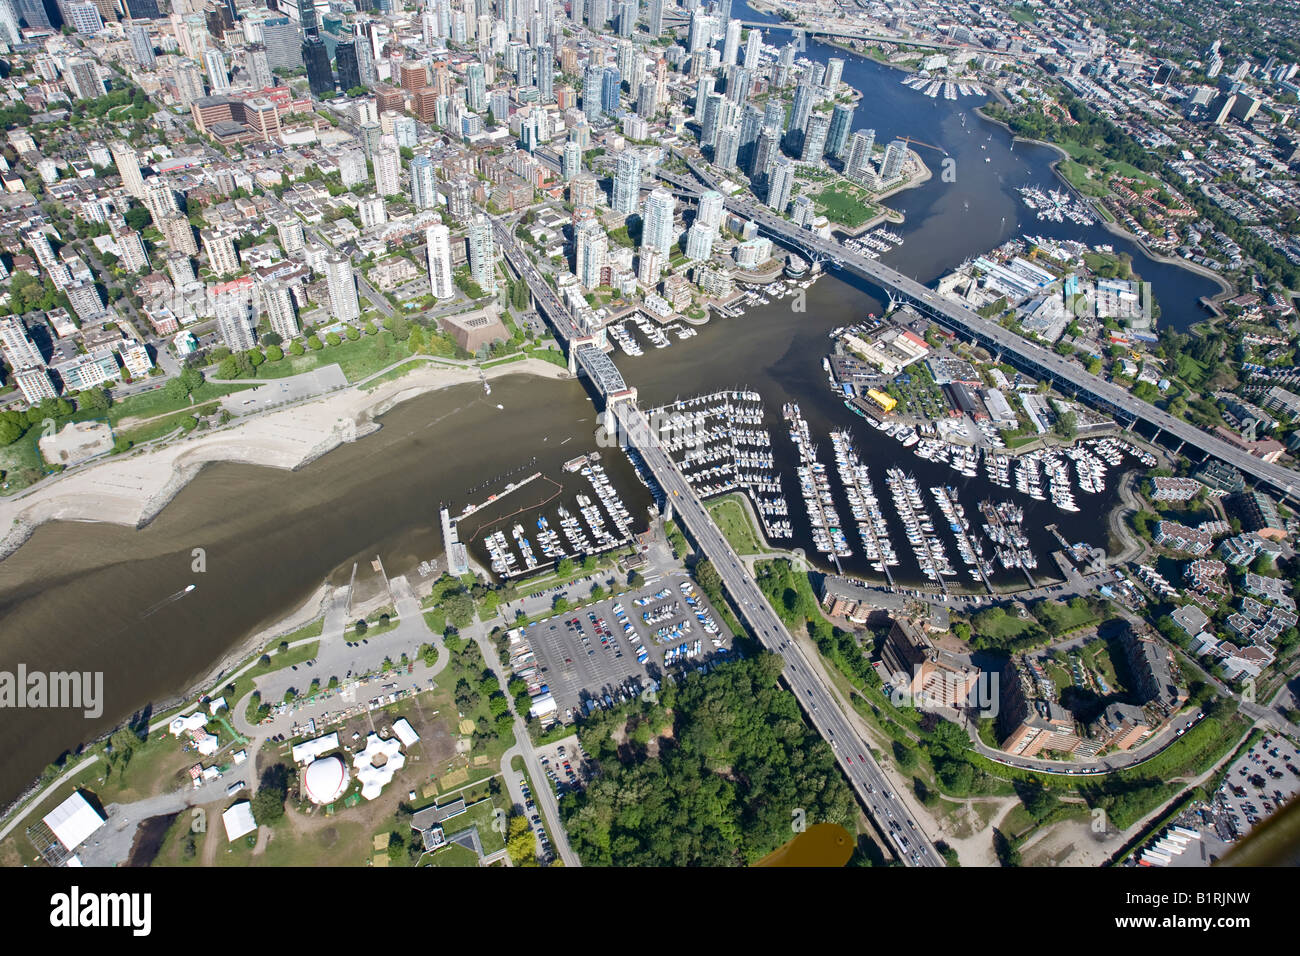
[736,20,1040,61]
[656,160,1300,504]
[610,402,943,867]
[494,219,634,405]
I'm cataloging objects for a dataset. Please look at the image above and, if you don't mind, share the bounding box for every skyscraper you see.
[743,28,762,70]
[110,140,145,198]
[751,126,779,181]
[583,64,603,121]
[880,139,907,181]
[216,294,256,351]
[601,66,621,115]
[801,112,830,162]
[303,36,334,96]
[574,219,606,289]
[262,18,304,71]
[697,190,724,231]
[426,221,455,299]
[324,253,361,322]
[767,157,795,214]
[612,150,640,216]
[845,128,875,184]
[128,26,156,69]
[640,187,677,257]
[466,62,487,113]
[374,136,401,196]
[562,139,582,180]
[248,47,273,91]
[824,57,844,96]
[203,48,230,93]
[410,155,438,209]
[335,41,361,92]
[467,215,496,293]
[826,102,854,159]
[261,280,300,342]
[722,19,742,67]
[684,222,713,261]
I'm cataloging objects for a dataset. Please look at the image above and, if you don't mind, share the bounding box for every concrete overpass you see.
[657,161,1300,504]
[611,402,943,867]
[737,20,1040,62]
[494,218,635,406]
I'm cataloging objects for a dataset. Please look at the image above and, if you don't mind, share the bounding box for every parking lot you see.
[219,365,348,416]
[534,735,589,804]
[1214,732,1300,842]
[519,571,734,722]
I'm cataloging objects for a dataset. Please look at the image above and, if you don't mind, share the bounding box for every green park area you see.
[706,494,769,554]
[813,180,880,229]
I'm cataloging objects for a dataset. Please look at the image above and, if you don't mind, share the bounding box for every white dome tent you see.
[301,754,350,805]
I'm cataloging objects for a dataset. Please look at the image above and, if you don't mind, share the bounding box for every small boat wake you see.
[141,583,196,619]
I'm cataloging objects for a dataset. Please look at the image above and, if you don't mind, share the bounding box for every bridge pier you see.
[567,346,576,375]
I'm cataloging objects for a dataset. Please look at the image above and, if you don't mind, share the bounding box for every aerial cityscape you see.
[0,0,1295,890]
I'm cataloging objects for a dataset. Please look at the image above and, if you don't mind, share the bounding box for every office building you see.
[303,36,334,96]
[335,40,362,92]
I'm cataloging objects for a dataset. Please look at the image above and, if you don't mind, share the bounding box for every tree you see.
[505,813,537,865]
[1053,410,1077,440]
[326,331,341,346]
[355,618,368,636]
[77,388,110,413]
[262,331,283,347]
[266,344,284,362]
[307,335,323,351]
[289,339,306,356]
[628,570,644,589]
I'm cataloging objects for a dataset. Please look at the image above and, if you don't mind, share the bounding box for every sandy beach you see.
[0,357,573,562]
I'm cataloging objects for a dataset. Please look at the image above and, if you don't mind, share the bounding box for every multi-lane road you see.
[614,404,943,866]
[658,160,1300,504]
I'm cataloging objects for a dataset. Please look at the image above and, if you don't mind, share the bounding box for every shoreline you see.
[0,357,573,564]
[972,105,1236,308]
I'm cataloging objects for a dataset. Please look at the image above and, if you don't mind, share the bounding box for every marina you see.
[1017,185,1097,226]
[829,429,899,584]
[884,467,956,590]
[650,390,793,541]
[785,402,853,568]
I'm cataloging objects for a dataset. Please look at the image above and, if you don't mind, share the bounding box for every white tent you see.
[42,792,106,852]
[292,732,339,765]
[352,733,406,800]
[392,718,420,748]
[222,801,257,842]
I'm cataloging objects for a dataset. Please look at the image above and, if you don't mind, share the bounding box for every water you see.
[739,3,1223,331]
[0,26,1218,806]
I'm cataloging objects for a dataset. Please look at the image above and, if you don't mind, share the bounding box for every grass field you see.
[706,494,767,554]
[1057,159,1109,197]
[243,333,415,384]
[813,180,879,228]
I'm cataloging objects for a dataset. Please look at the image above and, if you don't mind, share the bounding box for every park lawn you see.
[215,816,371,867]
[117,402,221,446]
[972,611,1039,643]
[109,380,253,428]
[706,494,767,554]
[1057,159,1108,197]
[0,432,46,493]
[150,811,209,867]
[1009,3,1036,23]
[1043,661,1074,695]
[360,359,425,390]
[1080,640,1121,692]
[253,332,414,383]
[1031,599,1099,636]
[814,180,879,229]
[425,652,516,793]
